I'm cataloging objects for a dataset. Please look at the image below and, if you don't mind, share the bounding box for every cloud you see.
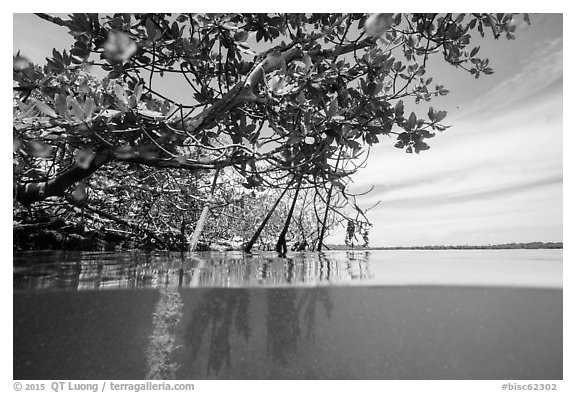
[358,165,480,196]
[452,35,563,122]
[347,56,562,245]
[377,175,562,209]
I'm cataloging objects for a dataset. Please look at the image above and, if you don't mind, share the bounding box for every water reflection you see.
[13,251,372,290]
[266,290,300,365]
[298,287,334,342]
[182,289,251,376]
[177,287,334,377]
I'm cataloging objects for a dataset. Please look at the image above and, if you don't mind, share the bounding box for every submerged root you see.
[146,288,184,380]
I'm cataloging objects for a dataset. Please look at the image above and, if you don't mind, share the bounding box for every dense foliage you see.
[13,13,527,251]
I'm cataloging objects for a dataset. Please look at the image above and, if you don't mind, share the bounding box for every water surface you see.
[14,249,562,290]
[14,250,562,380]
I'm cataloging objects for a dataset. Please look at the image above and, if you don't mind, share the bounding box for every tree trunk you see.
[316,185,334,251]
[180,218,187,251]
[276,179,302,255]
[15,149,112,205]
[188,169,220,251]
[243,177,295,253]
[317,149,343,251]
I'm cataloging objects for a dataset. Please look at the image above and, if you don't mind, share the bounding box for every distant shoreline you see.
[326,242,563,251]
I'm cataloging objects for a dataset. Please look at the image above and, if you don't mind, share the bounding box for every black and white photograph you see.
[8,4,569,389]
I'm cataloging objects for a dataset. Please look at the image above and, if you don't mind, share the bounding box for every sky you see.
[12,13,563,246]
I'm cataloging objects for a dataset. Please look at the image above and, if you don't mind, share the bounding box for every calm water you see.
[13,250,562,380]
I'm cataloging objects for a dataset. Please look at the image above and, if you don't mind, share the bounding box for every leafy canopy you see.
[13,13,527,248]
